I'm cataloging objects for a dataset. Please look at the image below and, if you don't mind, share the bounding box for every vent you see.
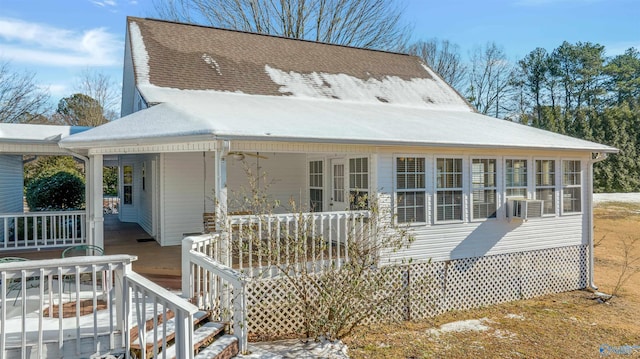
[507,199,544,221]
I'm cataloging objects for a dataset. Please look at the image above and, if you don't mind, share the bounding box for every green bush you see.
[25,171,85,211]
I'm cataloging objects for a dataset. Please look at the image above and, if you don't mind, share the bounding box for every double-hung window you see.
[436,158,463,222]
[535,160,556,215]
[123,165,133,205]
[309,160,323,212]
[471,159,497,219]
[562,160,582,213]
[396,157,426,223]
[505,159,527,198]
[349,157,369,209]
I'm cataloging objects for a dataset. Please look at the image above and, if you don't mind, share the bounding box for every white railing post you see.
[233,279,248,354]
[182,236,195,299]
[115,261,132,333]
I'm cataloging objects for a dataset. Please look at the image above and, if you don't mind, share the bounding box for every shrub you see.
[25,171,85,211]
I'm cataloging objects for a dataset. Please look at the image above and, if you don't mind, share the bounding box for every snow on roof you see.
[0,123,90,144]
[264,64,470,111]
[60,88,617,153]
[129,21,150,86]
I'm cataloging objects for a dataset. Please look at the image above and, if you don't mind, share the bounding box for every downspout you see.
[587,152,608,291]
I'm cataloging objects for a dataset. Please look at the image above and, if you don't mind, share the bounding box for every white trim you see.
[393,154,428,225]
[433,155,465,224]
[561,158,584,216]
[469,156,500,222]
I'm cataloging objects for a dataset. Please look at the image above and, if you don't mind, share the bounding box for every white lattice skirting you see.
[245,244,588,339]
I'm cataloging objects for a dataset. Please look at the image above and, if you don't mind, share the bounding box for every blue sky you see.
[0,0,638,110]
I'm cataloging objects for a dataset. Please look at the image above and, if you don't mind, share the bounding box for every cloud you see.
[91,0,118,7]
[0,18,122,67]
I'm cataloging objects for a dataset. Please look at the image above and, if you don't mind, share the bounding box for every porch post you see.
[214,143,228,264]
[89,154,104,249]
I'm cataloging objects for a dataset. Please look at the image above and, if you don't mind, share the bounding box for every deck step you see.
[194,335,239,359]
[130,310,210,355]
[162,322,228,359]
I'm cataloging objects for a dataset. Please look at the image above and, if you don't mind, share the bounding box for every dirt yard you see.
[343,202,640,358]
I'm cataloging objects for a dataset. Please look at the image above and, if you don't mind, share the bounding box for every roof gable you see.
[127,17,472,110]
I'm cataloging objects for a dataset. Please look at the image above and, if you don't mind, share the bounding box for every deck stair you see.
[129,309,238,359]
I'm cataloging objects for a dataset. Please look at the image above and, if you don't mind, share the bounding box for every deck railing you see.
[124,271,198,359]
[0,211,86,251]
[182,234,249,354]
[227,210,372,275]
[0,255,132,358]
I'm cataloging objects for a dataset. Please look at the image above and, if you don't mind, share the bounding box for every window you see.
[472,159,497,219]
[505,159,527,198]
[563,160,581,213]
[535,160,556,214]
[123,165,133,205]
[396,157,426,223]
[309,160,323,212]
[436,158,463,221]
[349,157,369,209]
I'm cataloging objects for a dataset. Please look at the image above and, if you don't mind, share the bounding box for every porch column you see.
[214,143,228,264]
[89,154,104,249]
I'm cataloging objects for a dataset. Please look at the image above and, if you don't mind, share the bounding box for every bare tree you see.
[466,42,515,118]
[76,69,119,122]
[406,39,467,90]
[152,0,411,50]
[0,61,50,123]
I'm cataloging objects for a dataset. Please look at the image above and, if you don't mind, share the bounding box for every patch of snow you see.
[239,339,349,359]
[129,21,150,85]
[264,65,472,111]
[427,318,492,336]
[504,313,526,321]
[493,329,517,339]
[593,193,640,204]
[202,53,222,75]
[60,87,617,155]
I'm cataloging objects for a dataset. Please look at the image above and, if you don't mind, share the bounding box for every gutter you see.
[587,152,608,292]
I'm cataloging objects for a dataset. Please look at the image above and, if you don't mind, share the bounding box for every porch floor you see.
[5,215,182,289]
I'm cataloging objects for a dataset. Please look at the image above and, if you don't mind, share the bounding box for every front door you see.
[330,159,348,211]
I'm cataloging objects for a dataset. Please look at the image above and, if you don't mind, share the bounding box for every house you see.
[0,16,618,356]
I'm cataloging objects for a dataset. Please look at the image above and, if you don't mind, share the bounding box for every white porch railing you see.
[227,210,372,274]
[0,254,198,359]
[124,271,198,359]
[0,255,131,358]
[0,211,86,251]
[182,234,249,354]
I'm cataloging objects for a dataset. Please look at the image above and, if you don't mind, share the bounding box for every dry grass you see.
[343,202,640,359]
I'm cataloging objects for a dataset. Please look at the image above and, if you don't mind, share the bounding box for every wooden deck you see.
[5,215,183,289]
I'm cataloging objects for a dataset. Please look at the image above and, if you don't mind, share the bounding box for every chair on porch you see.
[203,212,217,233]
[61,245,105,299]
[0,256,37,305]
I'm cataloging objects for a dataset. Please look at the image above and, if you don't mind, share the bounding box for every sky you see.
[0,0,638,112]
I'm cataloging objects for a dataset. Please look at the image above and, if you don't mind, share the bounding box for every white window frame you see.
[470,157,498,221]
[534,158,557,216]
[308,159,325,212]
[348,156,370,209]
[562,159,582,215]
[505,158,529,199]
[434,156,465,223]
[394,155,427,225]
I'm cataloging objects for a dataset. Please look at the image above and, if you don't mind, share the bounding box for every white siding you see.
[0,155,23,239]
[162,152,206,246]
[227,153,307,213]
[376,149,591,263]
